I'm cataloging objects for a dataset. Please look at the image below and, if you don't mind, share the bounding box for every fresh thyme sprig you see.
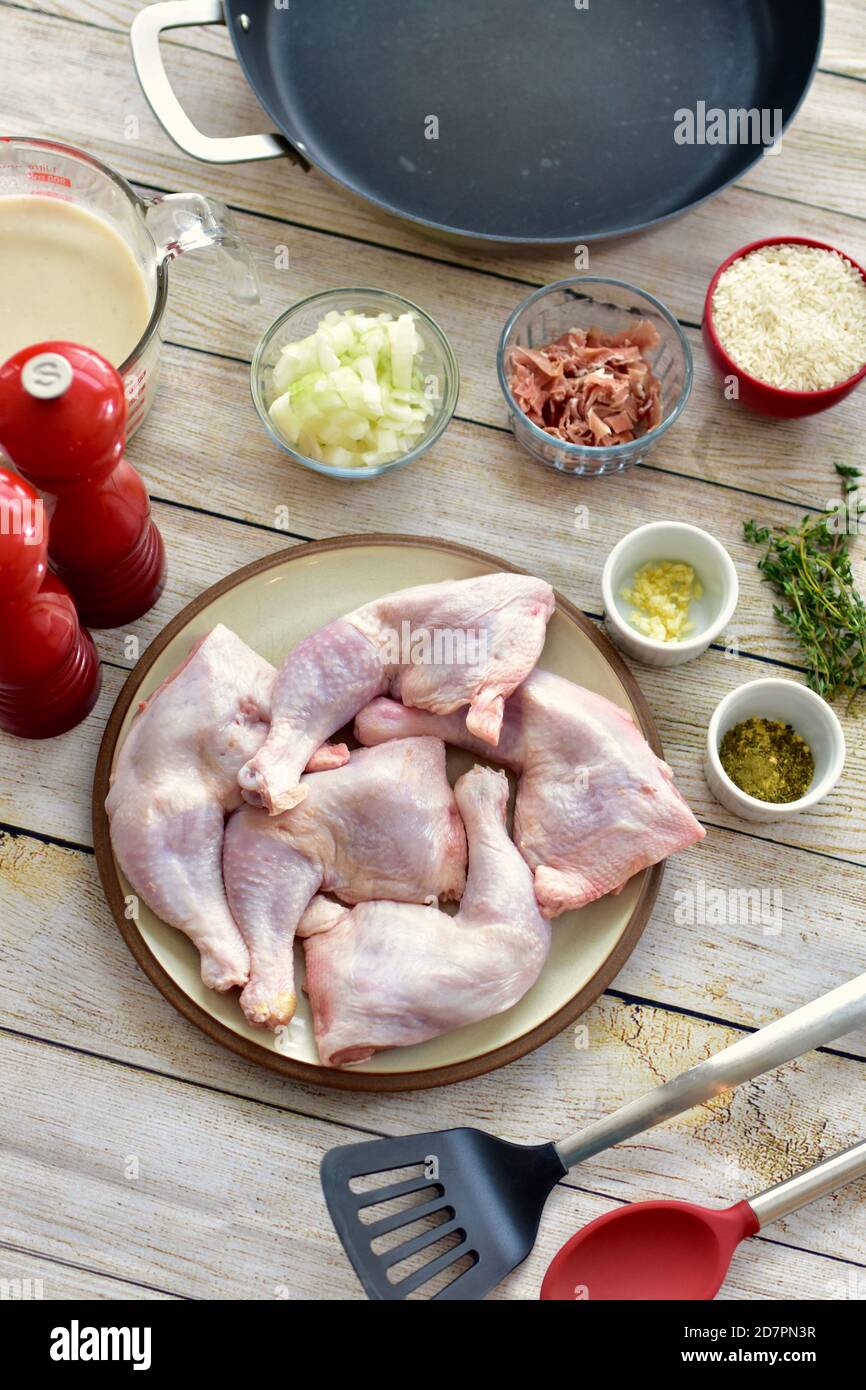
[744,464,866,707]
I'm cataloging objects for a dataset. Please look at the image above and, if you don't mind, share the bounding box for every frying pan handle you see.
[555,970,866,1170]
[130,0,308,167]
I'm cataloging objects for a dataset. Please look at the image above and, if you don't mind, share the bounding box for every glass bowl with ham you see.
[498,277,693,476]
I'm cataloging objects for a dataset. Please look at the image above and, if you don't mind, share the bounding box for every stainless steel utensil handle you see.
[556,972,866,1170]
[749,1139,866,1228]
[131,0,304,166]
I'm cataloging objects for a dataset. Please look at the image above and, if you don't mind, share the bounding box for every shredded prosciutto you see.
[508,322,663,447]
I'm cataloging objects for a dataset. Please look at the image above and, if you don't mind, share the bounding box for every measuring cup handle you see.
[144,191,260,304]
[555,971,866,1171]
[130,0,308,168]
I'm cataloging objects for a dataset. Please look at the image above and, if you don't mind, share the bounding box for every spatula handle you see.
[555,971,866,1170]
[748,1138,866,1228]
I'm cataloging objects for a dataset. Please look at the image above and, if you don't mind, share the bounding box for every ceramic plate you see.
[93,535,664,1091]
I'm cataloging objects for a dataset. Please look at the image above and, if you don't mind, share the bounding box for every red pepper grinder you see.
[0,464,101,738]
[0,342,166,628]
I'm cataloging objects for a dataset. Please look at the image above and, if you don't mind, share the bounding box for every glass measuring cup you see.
[0,137,259,436]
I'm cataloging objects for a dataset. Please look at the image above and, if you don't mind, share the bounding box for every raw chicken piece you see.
[355,669,705,917]
[223,738,467,1030]
[299,765,551,1066]
[106,625,275,992]
[237,571,555,814]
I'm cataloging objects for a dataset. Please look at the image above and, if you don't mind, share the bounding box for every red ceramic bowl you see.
[703,236,866,418]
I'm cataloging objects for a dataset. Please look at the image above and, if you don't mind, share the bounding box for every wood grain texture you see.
[12,0,236,57]
[0,0,863,1300]
[2,822,865,1292]
[1,1021,864,1299]
[739,74,866,217]
[0,1246,180,1300]
[823,0,866,79]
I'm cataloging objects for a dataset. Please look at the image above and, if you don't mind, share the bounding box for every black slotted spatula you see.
[321,971,866,1299]
[322,1129,564,1301]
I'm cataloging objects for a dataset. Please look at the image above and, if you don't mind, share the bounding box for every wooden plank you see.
[740,73,866,217]
[824,0,866,79]
[1,3,863,314]
[0,1244,179,1299]
[1,1028,863,1298]
[10,0,235,56]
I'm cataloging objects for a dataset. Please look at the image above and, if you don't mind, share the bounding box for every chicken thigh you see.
[106,624,275,992]
[223,737,467,1029]
[299,765,551,1066]
[237,571,555,814]
[355,669,705,917]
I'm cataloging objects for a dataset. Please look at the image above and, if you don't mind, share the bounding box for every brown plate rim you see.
[92,532,664,1093]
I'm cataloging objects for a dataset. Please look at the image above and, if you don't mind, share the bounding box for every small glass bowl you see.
[251,288,460,481]
[497,277,693,477]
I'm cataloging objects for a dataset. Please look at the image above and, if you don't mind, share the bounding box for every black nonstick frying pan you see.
[131,0,823,244]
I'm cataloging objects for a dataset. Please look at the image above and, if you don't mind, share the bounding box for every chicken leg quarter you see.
[355,668,705,916]
[106,625,275,991]
[223,738,467,1029]
[299,765,551,1066]
[237,571,555,814]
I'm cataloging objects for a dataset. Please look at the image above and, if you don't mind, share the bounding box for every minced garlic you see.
[622,560,702,642]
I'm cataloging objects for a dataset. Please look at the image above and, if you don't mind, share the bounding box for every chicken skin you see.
[355,669,705,917]
[106,625,275,992]
[299,765,551,1066]
[223,738,467,1030]
[237,572,555,815]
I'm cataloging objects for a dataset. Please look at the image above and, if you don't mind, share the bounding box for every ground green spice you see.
[719,717,814,803]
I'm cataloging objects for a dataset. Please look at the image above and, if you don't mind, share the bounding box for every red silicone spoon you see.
[541,1138,866,1301]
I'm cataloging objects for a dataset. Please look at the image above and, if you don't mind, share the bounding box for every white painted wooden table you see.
[1,0,865,1302]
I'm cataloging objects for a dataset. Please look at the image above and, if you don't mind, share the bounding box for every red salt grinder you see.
[0,464,101,738]
[0,342,166,628]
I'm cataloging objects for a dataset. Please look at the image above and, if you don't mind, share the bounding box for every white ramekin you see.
[706,678,846,823]
[601,521,739,667]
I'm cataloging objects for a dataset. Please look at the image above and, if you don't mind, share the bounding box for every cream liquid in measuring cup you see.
[0,195,152,368]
